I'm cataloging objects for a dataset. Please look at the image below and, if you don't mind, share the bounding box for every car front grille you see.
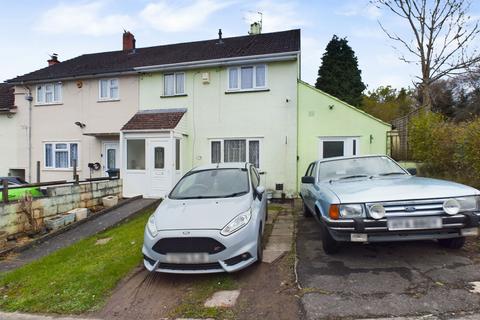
[157,262,222,271]
[367,198,448,217]
[152,237,226,255]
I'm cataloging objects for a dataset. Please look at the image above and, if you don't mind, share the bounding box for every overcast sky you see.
[1,0,479,90]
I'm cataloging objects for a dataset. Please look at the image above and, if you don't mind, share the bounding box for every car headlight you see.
[443,196,479,215]
[147,215,158,237]
[368,204,386,220]
[220,209,252,236]
[338,204,365,218]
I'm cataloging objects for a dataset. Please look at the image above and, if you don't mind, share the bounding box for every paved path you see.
[263,208,294,263]
[295,203,480,319]
[0,198,158,272]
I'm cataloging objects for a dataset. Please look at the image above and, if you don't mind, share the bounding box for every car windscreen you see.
[169,168,250,199]
[319,156,406,181]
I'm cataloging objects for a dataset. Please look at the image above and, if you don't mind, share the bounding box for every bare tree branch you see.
[373,0,480,109]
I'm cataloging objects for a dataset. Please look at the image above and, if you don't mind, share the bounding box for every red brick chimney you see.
[47,53,60,66]
[123,31,136,51]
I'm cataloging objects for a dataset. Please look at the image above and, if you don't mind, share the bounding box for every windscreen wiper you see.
[222,192,247,198]
[338,175,369,180]
[378,172,406,176]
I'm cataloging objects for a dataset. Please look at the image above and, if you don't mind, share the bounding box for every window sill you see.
[35,102,63,107]
[42,168,81,172]
[160,94,188,98]
[97,99,120,103]
[225,88,270,94]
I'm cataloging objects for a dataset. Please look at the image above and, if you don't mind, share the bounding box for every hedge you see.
[409,112,480,188]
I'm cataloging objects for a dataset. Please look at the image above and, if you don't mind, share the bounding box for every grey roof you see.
[7,29,300,83]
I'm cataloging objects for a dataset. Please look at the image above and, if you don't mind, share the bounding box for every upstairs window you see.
[99,79,119,100]
[164,72,185,96]
[44,142,79,169]
[36,83,62,104]
[228,65,267,91]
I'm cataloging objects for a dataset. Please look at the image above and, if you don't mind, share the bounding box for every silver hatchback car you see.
[143,162,267,273]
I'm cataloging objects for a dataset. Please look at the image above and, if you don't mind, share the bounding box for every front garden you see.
[0,208,153,314]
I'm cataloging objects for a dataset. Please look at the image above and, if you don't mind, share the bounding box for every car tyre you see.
[303,201,313,218]
[256,228,263,263]
[321,224,340,254]
[438,237,465,249]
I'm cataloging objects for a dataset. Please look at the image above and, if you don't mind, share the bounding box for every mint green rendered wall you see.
[297,81,391,189]
[138,61,299,195]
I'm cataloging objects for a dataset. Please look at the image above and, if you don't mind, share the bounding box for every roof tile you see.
[0,83,14,110]
[8,29,300,83]
[121,109,186,131]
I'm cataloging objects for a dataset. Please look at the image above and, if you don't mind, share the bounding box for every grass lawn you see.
[0,187,43,201]
[0,208,154,314]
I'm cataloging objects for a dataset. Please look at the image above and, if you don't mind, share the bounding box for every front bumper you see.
[322,212,480,242]
[142,224,258,274]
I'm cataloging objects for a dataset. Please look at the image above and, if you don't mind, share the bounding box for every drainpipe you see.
[23,85,33,182]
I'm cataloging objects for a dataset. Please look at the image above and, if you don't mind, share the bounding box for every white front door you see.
[103,142,120,176]
[149,139,173,197]
[318,137,360,159]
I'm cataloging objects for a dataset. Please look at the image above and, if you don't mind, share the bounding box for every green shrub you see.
[409,112,480,187]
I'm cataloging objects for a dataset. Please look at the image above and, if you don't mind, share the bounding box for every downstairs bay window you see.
[44,142,79,169]
[210,138,261,168]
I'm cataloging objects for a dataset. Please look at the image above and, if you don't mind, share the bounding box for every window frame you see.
[163,72,186,96]
[318,136,360,159]
[98,78,120,101]
[43,141,80,170]
[227,64,268,92]
[36,83,63,105]
[125,139,146,171]
[209,138,262,169]
[175,138,181,171]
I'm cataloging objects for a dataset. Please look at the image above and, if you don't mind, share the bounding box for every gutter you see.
[7,51,300,85]
[134,51,300,72]
[7,70,139,85]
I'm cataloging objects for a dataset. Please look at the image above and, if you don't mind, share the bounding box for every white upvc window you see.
[163,72,185,96]
[44,142,79,169]
[36,83,62,105]
[227,64,267,91]
[210,138,262,169]
[99,78,119,100]
[318,136,360,159]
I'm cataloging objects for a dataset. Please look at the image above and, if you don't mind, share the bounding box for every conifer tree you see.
[315,35,366,107]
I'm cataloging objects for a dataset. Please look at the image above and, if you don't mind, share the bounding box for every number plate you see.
[387,216,442,231]
[165,253,209,264]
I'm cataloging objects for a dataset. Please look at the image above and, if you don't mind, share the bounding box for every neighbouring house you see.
[297,80,391,187]
[4,27,390,199]
[0,83,27,178]
[6,35,140,184]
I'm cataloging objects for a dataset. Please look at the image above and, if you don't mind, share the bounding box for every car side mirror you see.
[302,176,315,184]
[256,186,266,195]
[406,168,417,176]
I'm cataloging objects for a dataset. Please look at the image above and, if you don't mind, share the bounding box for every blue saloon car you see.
[300,155,480,254]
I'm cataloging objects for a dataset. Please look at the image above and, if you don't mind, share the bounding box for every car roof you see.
[191,162,250,171]
[316,154,391,163]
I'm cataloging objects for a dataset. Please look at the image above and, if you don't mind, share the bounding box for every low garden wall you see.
[0,179,122,236]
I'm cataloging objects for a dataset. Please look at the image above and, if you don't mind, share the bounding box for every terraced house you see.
[4,26,390,198]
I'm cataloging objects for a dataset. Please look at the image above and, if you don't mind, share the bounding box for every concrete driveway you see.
[296,211,480,319]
